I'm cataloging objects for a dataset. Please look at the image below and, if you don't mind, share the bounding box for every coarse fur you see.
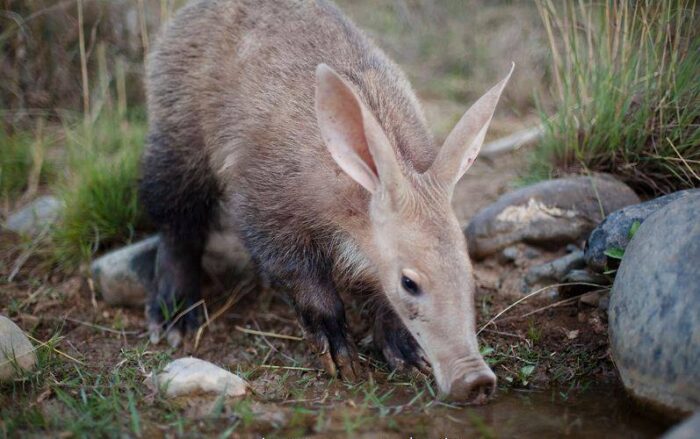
[140,0,511,403]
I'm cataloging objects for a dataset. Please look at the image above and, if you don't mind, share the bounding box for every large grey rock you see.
[663,412,700,439]
[91,232,252,307]
[91,236,159,307]
[146,357,248,398]
[609,192,700,417]
[585,189,700,272]
[465,175,639,259]
[0,315,37,381]
[4,196,62,236]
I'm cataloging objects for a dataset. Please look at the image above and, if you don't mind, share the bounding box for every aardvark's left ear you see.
[427,63,514,191]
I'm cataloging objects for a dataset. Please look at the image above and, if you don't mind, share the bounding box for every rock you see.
[147,357,248,398]
[91,232,252,307]
[465,175,639,259]
[663,412,700,439]
[200,230,252,286]
[501,246,520,263]
[500,245,541,265]
[475,269,500,290]
[585,189,700,272]
[565,244,580,253]
[609,192,700,417]
[523,246,542,259]
[0,315,37,381]
[523,250,585,287]
[91,236,159,307]
[579,290,605,307]
[566,329,579,340]
[4,196,62,236]
[563,269,609,285]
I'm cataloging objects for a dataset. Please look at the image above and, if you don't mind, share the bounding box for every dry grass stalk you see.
[77,0,90,125]
[477,282,603,335]
[193,281,255,350]
[235,326,304,342]
[20,119,45,202]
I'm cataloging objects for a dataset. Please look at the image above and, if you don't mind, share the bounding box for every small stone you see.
[523,246,542,259]
[566,330,579,340]
[609,192,700,417]
[587,313,607,334]
[501,246,520,263]
[147,357,248,398]
[475,269,501,290]
[0,315,37,381]
[248,402,288,429]
[586,189,700,272]
[579,290,603,307]
[91,236,159,307]
[663,412,700,439]
[524,250,586,287]
[4,196,62,236]
[465,175,639,259]
[565,244,580,253]
[543,288,560,300]
[598,295,609,311]
[563,269,610,285]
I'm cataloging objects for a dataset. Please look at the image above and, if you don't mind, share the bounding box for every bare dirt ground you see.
[0,147,666,437]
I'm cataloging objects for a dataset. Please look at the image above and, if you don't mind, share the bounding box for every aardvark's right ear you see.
[315,63,401,193]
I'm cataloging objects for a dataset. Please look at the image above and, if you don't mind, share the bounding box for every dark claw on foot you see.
[374,308,429,375]
[303,318,361,381]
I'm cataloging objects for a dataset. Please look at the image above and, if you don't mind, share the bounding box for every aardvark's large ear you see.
[315,64,401,193]
[428,63,514,191]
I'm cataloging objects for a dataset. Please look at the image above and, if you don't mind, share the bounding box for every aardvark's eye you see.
[401,275,421,296]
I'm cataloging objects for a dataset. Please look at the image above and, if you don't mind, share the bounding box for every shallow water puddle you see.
[396,385,669,438]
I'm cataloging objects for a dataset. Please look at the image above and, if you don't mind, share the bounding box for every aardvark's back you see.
[146,0,435,226]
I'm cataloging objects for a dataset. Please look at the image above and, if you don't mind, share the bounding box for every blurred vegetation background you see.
[0,0,697,267]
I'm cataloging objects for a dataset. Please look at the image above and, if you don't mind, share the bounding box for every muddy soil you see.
[0,150,669,437]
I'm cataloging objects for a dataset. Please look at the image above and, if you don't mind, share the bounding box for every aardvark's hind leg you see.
[147,232,204,347]
[139,129,220,347]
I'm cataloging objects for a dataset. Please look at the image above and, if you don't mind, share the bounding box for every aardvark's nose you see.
[447,368,497,405]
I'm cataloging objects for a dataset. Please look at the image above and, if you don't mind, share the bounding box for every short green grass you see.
[531,0,700,195]
[0,130,34,201]
[0,323,442,437]
[0,339,177,438]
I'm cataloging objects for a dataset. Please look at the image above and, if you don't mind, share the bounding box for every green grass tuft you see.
[50,110,148,268]
[0,131,33,201]
[532,0,700,195]
[0,127,52,204]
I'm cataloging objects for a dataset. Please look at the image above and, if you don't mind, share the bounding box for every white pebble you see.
[148,357,248,398]
[0,315,37,381]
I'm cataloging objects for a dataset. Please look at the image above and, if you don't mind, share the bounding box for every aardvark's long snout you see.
[441,356,497,405]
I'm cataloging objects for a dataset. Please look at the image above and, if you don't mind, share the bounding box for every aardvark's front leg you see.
[281,275,361,380]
